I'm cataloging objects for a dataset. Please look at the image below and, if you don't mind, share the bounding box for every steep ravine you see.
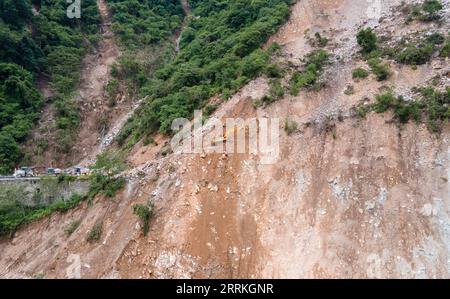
[175,0,192,53]
[23,0,123,168]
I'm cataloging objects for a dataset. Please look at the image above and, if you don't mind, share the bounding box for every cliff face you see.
[1,0,449,278]
[0,179,90,207]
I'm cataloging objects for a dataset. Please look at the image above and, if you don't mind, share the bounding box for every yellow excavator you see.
[212,125,248,144]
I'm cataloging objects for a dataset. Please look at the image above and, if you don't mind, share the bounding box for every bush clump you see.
[289,65,318,95]
[344,85,355,95]
[440,40,450,58]
[357,28,377,54]
[88,150,127,200]
[394,101,422,124]
[421,0,443,21]
[254,79,285,107]
[352,67,369,79]
[356,105,371,118]
[420,87,450,132]
[370,91,421,123]
[133,203,153,236]
[368,58,391,81]
[88,174,126,199]
[290,49,330,95]
[86,221,103,243]
[396,44,434,65]
[269,79,285,100]
[64,220,81,237]
[372,91,397,113]
[265,63,284,78]
[284,118,298,135]
[426,32,445,45]
[313,32,329,47]
[105,79,120,106]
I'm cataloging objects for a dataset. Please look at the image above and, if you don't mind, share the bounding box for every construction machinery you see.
[67,166,91,176]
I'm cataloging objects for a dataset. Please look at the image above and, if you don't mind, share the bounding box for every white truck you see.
[13,167,35,178]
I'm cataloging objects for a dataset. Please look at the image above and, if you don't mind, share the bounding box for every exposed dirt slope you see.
[1,0,449,278]
[71,0,122,166]
[175,0,192,53]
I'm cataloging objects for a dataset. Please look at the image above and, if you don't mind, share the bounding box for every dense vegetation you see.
[108,0,183,48]
[106,0,185,100]
[1,0,181,234]
[116,0,293,146]
[0,185,84,236]
[0,0,101,174]
[0,63,42,173]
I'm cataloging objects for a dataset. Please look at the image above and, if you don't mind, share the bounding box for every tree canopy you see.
[117,0,293,145]
[0,0,100,174]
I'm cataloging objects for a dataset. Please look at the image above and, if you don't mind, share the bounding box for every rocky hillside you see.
[0,0,449,278]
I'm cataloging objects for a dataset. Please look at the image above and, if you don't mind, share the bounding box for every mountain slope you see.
[0,0,449,278]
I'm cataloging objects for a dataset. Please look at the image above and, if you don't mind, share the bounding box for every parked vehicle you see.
[47,168,62,176]
[13,167,35,178]
[69,166,91,176]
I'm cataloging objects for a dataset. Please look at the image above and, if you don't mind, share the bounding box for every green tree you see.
[0,0,31,28]
[422,0,442,14]
[0,133,21,174]
[357,28,377,54]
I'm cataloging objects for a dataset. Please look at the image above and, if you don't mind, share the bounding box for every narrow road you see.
[0,177,40,182]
